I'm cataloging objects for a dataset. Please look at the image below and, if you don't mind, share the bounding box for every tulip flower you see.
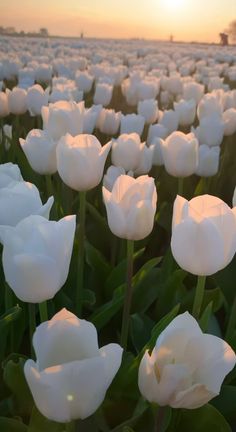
[42,100,84,141]
[24,308,123,423]
[20,129,57,175]
[196,145,220,177]
[137,99,159,124]
[192,114,224,147]
[171,194,236,276]
[103,165,133,192]
[174,99,196,127]
[223,108,236,136]
[159,109,179,135]
[0,180,53,226]
[111,133,145,172]
[0,91,9,117]
[0,215,76,303]
[120,113,145,136]
[26,84,49,116]
[103,175,157,348]
[93,83,113,107]
[57,133,111,314]
[171,194,236,317]
[56,133,111,192]
[7,87,27,115]
[0,162,23,188]
[139,312,236,409]
[197,93,223,121]
[103,174,157,241]
[161,131,199,178]
[183,82,204,104]
[98,108,121,135]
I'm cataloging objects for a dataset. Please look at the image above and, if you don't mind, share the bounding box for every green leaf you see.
[202,288,225,313]
[0,417,27,431]
[200,301,213,332]
[212,385,236,422]
[0,305,22,331]
[82,289,96,306]
[105,248,145,293]
[90,257,160,330]
[28,406,64,432]
[85,240,112,283]
[3,356,33,416]
[172,404,231,432]
[130,314,155,353]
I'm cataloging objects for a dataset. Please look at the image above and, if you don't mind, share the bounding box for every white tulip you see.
[24,308,123,422]
[56,134,111,191]
[0,181,53,226]
[139,312,236,409]
[0,215,75,302]
[161,132,198,177]
[196,145,220,177]
[171,194,236,275]
[42,100,84,141]
[20,129,57,175]
[103,175,157,240]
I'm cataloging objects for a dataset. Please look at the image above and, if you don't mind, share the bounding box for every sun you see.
[164,0,186,10]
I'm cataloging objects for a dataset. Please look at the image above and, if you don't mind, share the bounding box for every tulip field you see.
[1,35,236,431]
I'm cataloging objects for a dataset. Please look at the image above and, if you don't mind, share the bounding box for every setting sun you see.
[163,0,186,10]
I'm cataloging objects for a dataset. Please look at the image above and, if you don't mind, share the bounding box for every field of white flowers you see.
[1,35,236,431]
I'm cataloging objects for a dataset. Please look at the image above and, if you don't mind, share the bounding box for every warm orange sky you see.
[1,0,236,43]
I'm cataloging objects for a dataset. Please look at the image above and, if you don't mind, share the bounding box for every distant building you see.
[170,34,174,43]
[219,33,229,46]
[39,28,49,37]
[80,32,84,39]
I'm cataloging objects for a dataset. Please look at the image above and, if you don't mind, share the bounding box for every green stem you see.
[39,301,48,322]
[154,405,166,432]
[46,174,53,197]
[28,303,36,358]
[5,283,13,311]
[192,275,206,319]
[225,296,236,341]
[178,177,184,196]
[64,421,75,432]
[76,191,86,316]
[120,240,134,350]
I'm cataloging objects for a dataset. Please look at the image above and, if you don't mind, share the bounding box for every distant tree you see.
[227,20,236,41]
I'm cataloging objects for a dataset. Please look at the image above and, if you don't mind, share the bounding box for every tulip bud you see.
[98,108,121,135]
[120,113,145,136]
[42,100,84,141]
[103,175,157,240]
[161,131,198,177]
[159,109,179,135]
[137,99,159,124]
[0,215,75,302]
[171,194,236,275]
[111,133,145,172]
[7,87,27,115]
[139,312,236,409]
[20,129,57,175]
[0,162,23,188]
[196,145,220,177]
[56,134,111,191]
[223,108,236,136]
[192,114,224,147]
[174,99,196,127]
[93,83,113,106]
[26,84,49,116]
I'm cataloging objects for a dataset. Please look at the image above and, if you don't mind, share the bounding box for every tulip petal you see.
[185,334,236,394]
[171,217,225,275]
[3,252,60,303]
[171,383,214,409]
[33,310,99,371]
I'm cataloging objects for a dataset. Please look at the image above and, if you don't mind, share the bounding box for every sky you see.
[1,0,236,43]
